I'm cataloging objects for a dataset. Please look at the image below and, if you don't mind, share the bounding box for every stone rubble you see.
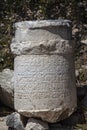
[25,118,49,130]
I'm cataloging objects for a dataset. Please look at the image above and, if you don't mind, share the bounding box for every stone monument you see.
[11,20,77,123]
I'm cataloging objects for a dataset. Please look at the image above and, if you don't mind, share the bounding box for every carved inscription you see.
[14,55,76,111]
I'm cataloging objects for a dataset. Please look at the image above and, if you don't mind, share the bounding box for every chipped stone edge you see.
[17,107,76,123]
[14,20,72,30]
[11,39,74,55]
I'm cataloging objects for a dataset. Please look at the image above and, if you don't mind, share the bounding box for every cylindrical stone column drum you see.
[11,20,77,123]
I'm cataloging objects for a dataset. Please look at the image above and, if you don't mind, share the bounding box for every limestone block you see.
[11,20,77,123]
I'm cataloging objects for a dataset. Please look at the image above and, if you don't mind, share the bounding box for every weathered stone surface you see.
[11,20,72,55]
[25,118,49,130]
[0,116,8,130]
[14,54,76,122]
[11,39,73,55]
[6,112,25,130]
[0,69,14,108]
[11,20,77,123]
[15,20,71,29]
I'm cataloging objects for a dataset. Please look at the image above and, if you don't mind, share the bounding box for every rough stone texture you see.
[11,20,72,56]
[25,118,49,130]
[11,20,77,123]
[14,54,76,122]
[15,20,71,29]
[11,39,73,55]
[0,116,8,130]
[0,69,14,108]
[6,112,25,130]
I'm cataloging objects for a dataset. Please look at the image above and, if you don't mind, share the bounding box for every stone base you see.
[18,107,76,123]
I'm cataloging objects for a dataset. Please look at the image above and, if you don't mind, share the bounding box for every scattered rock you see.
[25,118,49,130]
[0,69,14,108]
[82,65,87,70]
[77,85,87,100]
[75,70,79,77]
[81,39,87,45]
[0,116,8,130]
[6,112,25,130]
[72,28,79,35]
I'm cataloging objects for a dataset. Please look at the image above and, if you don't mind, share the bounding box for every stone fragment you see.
[6,112,25,130]
[0,116,8,130]
[25,118,49,130]
[11,20,77,122]
[0,69,14,108]
[75,70,79,77]
[81,39,87,45]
